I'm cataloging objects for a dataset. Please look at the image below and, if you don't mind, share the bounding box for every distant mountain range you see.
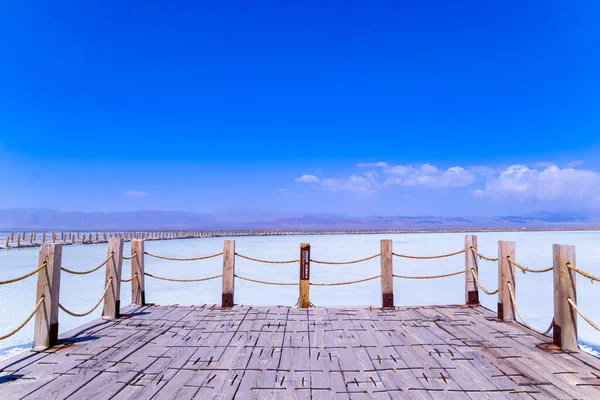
[0,208,599,230]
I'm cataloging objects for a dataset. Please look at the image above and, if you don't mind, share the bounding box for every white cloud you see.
[124,190,148,197]
[566,160,585,168]
[475,165,600,201]
[322,173,378,193]
[383,164,475,188]
[356,162,390,168]
[295,174,320,183]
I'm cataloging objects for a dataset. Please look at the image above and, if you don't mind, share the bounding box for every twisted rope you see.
[122,252,138,260]
[235,253,299,264]
[566,263,600,283]
[144,272,222,282]
[0,262,47,285]
[59,279,112,317]
[470,247,498,262]
[121,273,138,283]
[470,269,499,295]
[393,270,464,279]
[0,296,45,341]
[507,282,552,335]
[392,249,465,260]
[310,253,381,265]
[310,275,381,286]
[61,253,113,275]
[567,298,600,331]
[234,274,298,286]
[507,257,552,274]
[143,251,223,261]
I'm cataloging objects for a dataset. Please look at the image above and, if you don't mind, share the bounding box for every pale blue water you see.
[1,231,599,360]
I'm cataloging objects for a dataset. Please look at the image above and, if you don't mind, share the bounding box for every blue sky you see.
[1,1,599,217]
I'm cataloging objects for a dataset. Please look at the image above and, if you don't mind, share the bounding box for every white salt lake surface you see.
[1,231,599,360]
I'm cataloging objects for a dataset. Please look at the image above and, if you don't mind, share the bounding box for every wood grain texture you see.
[102,237,124,318]
[380,239,393,308]
[465,235,479,305]
[131,239,145,306]
[222,240,235,307]
[299,243,310,308]
[553,244,578,351]
[33,243,62,349]
[3,303,600,399]
[498,241,516,321]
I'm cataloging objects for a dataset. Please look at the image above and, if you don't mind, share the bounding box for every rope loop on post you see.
[61,253,114,275]
[470,269,498,295]
[393,270,464,279]
[122,252,138,260]
[0,262,47,285]
[392,249,465,260]
[506,257,552,274]
[506,282,552,335]
[59,279,113,317]
[310,254,381,265]
[566,263,600,283]
[567,298,600,331]
[121,273,138,283]
[143,272,222,282]
[235,253,299,264]
[143,251,223,261]
[0,296,45,341]
[470,247,498,262]
[234,274,298,286]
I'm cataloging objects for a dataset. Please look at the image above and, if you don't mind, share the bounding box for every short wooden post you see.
[102,237,124,318]
[299,243,311,308]
[17,234,21,247]
[497,241,516,321]
[222,240,235,307]
[465,235,479,305]
[34,243,62,349]
[131,239,145,306]
[553,244,577,351]
[381,239,394,308]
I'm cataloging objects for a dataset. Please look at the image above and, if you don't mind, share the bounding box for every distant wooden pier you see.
[1,235,600,398]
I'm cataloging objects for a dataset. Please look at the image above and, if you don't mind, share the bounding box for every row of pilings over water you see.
[0,234,598,355]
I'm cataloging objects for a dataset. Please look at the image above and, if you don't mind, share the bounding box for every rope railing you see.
[393,270,464,279]
[122,273,138,283]
[61,253,113,275]
[144,272,222,282]
[566,263,600,283]
[470,269,498,295]
[470,247,498,262]
[507,282,553,335]
[392,249,465,260]
[310,275,381,286]
[235,253,299,264]
[234,274,298,286]
[143,251,223,261]
[59,279,113,318]
[507,257,553,274]
[122,252,138,260]
[310,253,381,265]
[0,296,45,341]
[567,298,600,332]
[0,262,47,285]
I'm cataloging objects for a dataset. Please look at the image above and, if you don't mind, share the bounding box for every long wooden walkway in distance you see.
[1,304,600,399]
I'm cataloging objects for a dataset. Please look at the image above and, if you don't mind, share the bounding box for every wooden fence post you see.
[222,240,235,307]
[299,243,311,308]
[465,235,479,305]
[34,243,62,349]
[553,244,577,351]
[381,240,394,308]
[498,241,516,321]
[131,239,145,306]
[102,237,124,318]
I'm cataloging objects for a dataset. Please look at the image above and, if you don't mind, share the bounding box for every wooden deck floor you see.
[1,304,600,399]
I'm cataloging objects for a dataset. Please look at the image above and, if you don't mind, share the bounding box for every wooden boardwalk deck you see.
[1,304,600,399]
